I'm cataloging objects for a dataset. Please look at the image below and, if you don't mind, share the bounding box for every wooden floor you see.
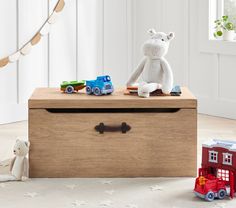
[1,114,236,167]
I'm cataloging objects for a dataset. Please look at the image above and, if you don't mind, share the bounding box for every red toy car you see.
[194,171,229,201]
[194,140,236,201]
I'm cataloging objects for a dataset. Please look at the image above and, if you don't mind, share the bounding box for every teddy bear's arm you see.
[9,156,16,172]
[22,157,29,178]
[160,57,173,94]
[126,57,146,86]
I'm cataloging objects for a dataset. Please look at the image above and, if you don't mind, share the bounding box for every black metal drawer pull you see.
[95,122,131,134]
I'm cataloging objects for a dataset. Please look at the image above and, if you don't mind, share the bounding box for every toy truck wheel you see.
[93,87,101,96]
[65,86,74,94]
[86,86,92,95]
[205,191,215,202]
[218,189,226,199]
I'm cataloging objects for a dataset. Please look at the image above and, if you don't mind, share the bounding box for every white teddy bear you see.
[0,140,30,182]
[127,29,175,98]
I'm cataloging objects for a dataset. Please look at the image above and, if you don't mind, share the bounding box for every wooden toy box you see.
[28,87,197,178]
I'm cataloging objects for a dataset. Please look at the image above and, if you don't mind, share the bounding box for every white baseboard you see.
[198,96,236,120]
[0,103,28,125]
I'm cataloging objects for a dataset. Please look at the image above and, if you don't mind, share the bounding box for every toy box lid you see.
[29,87,197,109]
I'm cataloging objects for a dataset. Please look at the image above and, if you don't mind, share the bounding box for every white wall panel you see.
[0,0,17,105]
[133,0,189,87]
[162,0,189,86]
[189,0,218,100]
[77,0,103,80]
[133,0,162,68]
[0,0,19,124]
[1,0,236,123]
[189,53,217,98]
[189,0,218,109]
[18,0,48,103]
[49,0,77,87]
[103,0,129,86]
[127,0,134,76]
[219,55,236,100]
[189,0,236,119]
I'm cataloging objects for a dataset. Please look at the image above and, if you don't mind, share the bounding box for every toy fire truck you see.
[194,140,236,201]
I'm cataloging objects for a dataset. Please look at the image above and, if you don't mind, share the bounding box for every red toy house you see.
[194,140,236,201]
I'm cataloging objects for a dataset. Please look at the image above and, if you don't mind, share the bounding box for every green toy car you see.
[60,80,86,94]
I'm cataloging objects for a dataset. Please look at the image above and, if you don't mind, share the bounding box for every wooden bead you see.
[21,42,32,55]
[40,23,51,36]
[48,12,59,24]
[0,0,63,66]
[0,57,9,68]
[31,33,41,45]
[54,0,65,13]
[9,51,21,63]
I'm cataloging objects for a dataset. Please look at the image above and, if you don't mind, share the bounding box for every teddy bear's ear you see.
[25,141,30,147]
[148,28,157,37]
[167,32,175,41]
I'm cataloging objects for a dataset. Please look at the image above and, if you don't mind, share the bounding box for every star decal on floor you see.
[126,204,139,208]
[213,203,226,208]
[71,200,87,207]
[99,200,113,207]
[0,162,9,167]
[66,184,77,190]
[101,180,113,185]
[150,185,163,191]
[104,189,115,195]
[24,192,38,198]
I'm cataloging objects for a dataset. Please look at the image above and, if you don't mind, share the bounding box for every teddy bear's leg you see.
[143,83,162,92]
[138,82,150,98]
[160,58,173,94]
[138,82,161,98]
[141,83,161,93]
[162,86,172,94]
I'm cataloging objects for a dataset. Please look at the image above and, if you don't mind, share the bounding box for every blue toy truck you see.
[86,75,114,96]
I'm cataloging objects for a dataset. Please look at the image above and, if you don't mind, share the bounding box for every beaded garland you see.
[0,0,66,68]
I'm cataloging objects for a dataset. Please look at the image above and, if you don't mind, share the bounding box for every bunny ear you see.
[167,32,175,41]
[148,28,157,36]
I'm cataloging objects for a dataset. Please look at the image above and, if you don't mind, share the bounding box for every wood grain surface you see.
[31,33,41,45]
[29,87,197,109]
[29,108,197,178]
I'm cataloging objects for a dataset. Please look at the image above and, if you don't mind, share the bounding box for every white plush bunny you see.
[127,29,175,98]
[0,140,30,182]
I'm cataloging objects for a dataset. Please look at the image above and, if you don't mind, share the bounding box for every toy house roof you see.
[203,140,236,152]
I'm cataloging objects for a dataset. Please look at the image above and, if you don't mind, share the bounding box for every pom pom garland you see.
[0,0,65,69]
